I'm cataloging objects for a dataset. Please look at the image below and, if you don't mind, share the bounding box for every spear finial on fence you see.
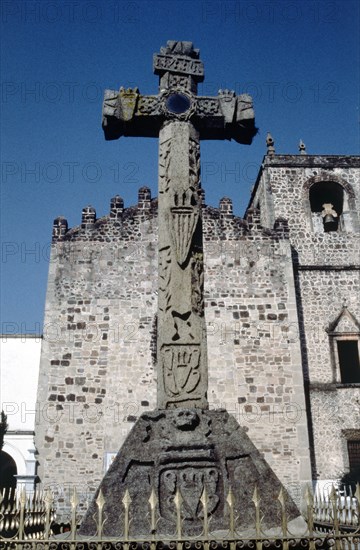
[70,487,79,541]
[278,487,288,550]
[252,484,263,550]
[96,489,105,539]
[44,488,54,539]
[226,486,235,538]
[174,487,183,539]
[200,484,209,538]
[330,485,342,550]
[305,485,317,550]
[122,489,132,541]
[305,486,314,532]
[18,487,26,540]
[148,488,158,535]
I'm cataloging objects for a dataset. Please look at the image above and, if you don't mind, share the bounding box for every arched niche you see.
[303,174,357,234]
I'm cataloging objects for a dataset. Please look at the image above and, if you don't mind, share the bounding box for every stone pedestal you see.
[79,409,300,536]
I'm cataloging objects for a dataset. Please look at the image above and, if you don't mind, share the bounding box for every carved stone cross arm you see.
[102,87,256,144]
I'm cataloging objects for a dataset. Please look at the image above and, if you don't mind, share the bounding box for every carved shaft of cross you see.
[157,120,207,408]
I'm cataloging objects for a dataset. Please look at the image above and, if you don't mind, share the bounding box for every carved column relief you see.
[157,121,207,408]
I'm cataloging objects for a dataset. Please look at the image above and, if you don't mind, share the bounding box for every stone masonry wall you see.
[248,156,360,483]
[37,200,158,512]
[250,156,360,266]
[36,187,311,517]
[295,269,360,481]
[205,232,311,498]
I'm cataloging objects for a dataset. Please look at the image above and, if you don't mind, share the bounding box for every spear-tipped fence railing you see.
[0,483,359,549]
[314,485,360,531]
[0,487,55,540]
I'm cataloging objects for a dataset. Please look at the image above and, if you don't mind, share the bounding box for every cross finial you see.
[266,132,275,156]
[154,40,204,94]
[299,139,306,155]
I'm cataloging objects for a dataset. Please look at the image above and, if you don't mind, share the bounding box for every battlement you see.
[263,154,360,168]
[52,186,290,244]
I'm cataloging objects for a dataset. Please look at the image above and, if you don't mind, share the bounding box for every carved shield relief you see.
[160,466,220,521]
[161,344,201,397]
[170,205,199,266]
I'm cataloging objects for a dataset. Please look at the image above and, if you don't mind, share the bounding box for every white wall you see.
[0,335,42,486]
[1,335,42,431]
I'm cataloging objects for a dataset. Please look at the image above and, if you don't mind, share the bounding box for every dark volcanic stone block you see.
[79,408,300,537]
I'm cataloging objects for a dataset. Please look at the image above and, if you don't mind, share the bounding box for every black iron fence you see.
[0,484,359,549]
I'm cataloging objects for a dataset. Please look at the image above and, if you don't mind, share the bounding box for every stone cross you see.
[102,41,256,409]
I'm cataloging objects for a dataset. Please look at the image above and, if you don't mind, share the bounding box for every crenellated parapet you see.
[110,195,124,220]
[52,187,290,244]
[52,216,68,240]
[245,207,262,231]
[81,206,96,229]
[51,187,156,242]
[137,186,152,212]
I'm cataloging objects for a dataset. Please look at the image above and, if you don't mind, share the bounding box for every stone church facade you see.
[249,153,360,485]
[35,151,360,512]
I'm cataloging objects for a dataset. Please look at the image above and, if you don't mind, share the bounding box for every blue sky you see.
[1,0,359,333]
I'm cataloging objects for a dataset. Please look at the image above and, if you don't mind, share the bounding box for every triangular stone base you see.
[79,409,301,537]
